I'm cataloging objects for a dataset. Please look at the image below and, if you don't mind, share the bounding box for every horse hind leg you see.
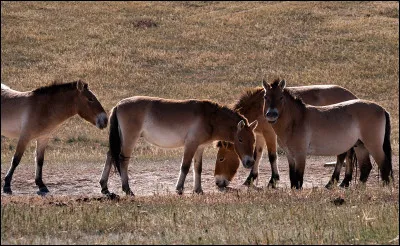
[99,150,119,199]
[119,135,139,196]
[325,151,346,189]
[35,137,50,195]
[340,148,357,188]
[3,136,30,194]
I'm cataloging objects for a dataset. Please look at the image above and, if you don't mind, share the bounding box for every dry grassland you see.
[1,1,399,245]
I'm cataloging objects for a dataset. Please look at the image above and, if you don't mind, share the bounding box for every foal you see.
[263,78,392,189]
[99,96,258,196]
[1,80,108,194]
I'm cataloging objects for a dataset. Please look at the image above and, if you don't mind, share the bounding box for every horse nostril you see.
[267,111,277,118]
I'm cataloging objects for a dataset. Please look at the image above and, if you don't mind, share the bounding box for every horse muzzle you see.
[242,156,255,169]
[96,112,108,129]
[265,108,279,124]
[215,175,230,188]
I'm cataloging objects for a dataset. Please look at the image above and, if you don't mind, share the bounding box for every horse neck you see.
[211,108,243,142]
[34,90,79,123]
[273,91,306,134]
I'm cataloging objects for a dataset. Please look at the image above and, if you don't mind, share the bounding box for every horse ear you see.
[77,80,85,92]
[249,120,258,130]
[237,120,245,130]
[216,141,223,148]
[279,79,286,90]
[262,79,270,91]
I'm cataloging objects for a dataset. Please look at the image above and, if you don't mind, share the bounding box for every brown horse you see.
[263,78,392,189]
[99,96,258,196]
[214,84,358,189]
[1,80,108,195]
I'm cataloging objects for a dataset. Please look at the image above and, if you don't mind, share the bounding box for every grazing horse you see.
[99,96,258,196]
[262,78,392,189]
[1,80,108,195]
[214,84,358,189]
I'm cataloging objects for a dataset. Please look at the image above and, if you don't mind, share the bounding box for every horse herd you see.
[1,78,393,197]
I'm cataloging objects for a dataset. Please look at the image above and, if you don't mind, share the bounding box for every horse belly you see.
[142,124,187,148]
[307,132,358,156]
[1,114,22,138]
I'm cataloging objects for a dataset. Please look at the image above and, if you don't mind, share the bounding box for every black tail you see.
[382,111,393,182]
[109,107,122,175]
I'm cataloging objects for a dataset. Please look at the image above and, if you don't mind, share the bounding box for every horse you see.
[1,80,108,195]
[99,96,258,196]
[214,83,358,189]
[263,78,392,189]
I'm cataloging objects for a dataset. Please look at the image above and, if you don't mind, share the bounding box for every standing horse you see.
[214,84,358,189]
[1,80,108,195]
[262,78,392,189]
[99,96,258,196]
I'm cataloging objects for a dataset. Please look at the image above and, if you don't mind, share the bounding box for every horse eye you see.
[239,138,243,143]
[219,158,224,162]
[280,96,283,101]
[88,97,94,102]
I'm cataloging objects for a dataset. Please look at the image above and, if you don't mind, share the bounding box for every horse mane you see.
[270,78,305,108]
[206,100,249,125]
[32,80,87,94]
[232,87,264,113]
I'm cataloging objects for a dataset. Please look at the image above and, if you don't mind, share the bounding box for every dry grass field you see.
[1,1,399,244]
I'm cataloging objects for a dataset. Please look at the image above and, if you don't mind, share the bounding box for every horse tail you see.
[109,106,122,175]
[382,110,393,181]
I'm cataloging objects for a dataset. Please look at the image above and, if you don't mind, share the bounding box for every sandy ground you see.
[1,154,399,199]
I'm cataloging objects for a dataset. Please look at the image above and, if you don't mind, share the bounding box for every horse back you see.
[289,85,357,106]
[115,96,213,147]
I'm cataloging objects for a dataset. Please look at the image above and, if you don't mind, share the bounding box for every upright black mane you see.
[270,78,305,108]
[206,100,248,125]
[32,80,86,94]
[233,87,264,112]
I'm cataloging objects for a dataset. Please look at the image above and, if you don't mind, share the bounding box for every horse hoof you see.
[339,182,349,188]
[325,182,334,189]
[3,187,12,194]
[37,190,49,196]
[39,187,50,193]
[176,189,184,195]
[106,192,120,200]
[193,189,204,195]
[267,181,278,189]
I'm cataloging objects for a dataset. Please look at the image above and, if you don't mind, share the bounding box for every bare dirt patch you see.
[1,155,398,203]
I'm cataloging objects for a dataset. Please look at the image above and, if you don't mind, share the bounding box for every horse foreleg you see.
[326,152,346,189]
[193,146,205,194]
[35,137,50,195]
[244,135,265,187]
[3,136,30,194]
[294,155,306,189]
[176,143,198,195]
[287,156,297,189]
[265,133,279,188]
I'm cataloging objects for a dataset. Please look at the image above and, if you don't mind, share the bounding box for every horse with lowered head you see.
[99,96,258,197]
[1,80,108,195]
